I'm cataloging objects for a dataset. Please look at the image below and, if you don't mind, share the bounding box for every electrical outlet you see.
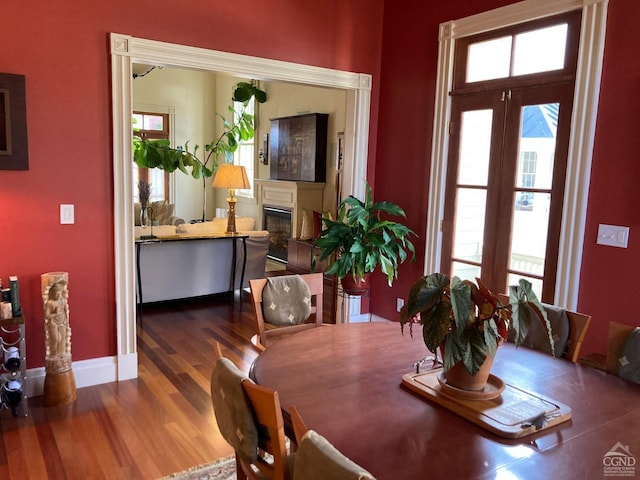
[396,298,404,312]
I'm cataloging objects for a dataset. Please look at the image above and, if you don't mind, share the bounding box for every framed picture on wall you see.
[0,73,29,170]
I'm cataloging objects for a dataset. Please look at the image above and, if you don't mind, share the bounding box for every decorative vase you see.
[341,273,371,296]
[140,205,150,228]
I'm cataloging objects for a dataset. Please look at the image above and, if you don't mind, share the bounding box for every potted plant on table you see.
[314,182,416,295]
[400,273,554,391]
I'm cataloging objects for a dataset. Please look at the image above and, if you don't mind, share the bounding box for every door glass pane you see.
[452,188,486,263]
[466,36,511,83]
[453,262,481,283]
[513,24,568,76]
[518,103,558,189]
[509,191,550,277]
[458,110,493,186]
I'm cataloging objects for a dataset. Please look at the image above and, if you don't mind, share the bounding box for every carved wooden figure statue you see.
[41,271,76,406]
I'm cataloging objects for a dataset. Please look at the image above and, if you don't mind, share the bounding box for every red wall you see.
[3,0,635,369]
[373,0,640,356]
[0,0,384,366]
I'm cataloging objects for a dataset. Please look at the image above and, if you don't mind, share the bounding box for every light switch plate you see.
[597,224,629,248]
[60,204,74,224]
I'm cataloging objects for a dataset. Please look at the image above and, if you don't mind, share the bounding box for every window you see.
[133,111,170,203]
[441,11,580,302]
[516,151,537,211]
[233,98,255,199]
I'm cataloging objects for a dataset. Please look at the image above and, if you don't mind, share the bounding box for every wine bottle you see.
[3,346,20,372]
[2,379,22,417]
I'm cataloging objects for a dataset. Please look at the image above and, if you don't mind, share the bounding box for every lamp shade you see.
[212,164,251,190]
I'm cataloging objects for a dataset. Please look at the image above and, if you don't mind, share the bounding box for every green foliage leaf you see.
[314,181,416,286]
[402,274,556,376]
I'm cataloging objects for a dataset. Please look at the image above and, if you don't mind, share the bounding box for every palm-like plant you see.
[314,182,416,286]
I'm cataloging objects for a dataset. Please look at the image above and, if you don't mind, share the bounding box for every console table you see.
[135,234,247,305]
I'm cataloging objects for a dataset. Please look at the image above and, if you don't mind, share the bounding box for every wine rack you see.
[0,316,28,417]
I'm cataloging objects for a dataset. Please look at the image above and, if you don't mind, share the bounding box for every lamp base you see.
[226,196,237,234]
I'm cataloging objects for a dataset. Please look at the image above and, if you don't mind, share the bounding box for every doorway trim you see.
[110,33,372,380]
[425,0,608,309]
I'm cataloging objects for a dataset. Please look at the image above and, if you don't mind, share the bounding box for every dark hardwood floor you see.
[0,290,263,479]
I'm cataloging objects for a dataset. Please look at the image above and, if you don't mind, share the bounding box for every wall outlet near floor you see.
[396,298,404,312]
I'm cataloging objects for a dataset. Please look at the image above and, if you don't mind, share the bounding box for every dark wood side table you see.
[286,238,336,323]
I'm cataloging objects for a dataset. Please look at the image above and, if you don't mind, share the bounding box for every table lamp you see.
[212,164,251,234]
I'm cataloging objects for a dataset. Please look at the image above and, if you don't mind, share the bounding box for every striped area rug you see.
[158,455,236,480]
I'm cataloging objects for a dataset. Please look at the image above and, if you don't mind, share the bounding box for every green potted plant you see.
[132,82,267,221]
[314,182,416,295]
[400,273,553,391]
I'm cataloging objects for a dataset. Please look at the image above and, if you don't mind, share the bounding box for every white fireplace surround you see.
[255,179,325,239]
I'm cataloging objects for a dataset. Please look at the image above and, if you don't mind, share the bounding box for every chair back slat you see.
[250,273,324,350]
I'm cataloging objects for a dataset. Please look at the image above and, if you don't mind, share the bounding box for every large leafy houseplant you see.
[133,82,267,221]
[400,273,553,377]
[314,182,416,288]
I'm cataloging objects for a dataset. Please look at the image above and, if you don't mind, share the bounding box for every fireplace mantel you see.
[255,179,324,240]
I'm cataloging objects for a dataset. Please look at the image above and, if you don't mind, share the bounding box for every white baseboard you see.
[26,355,119,398]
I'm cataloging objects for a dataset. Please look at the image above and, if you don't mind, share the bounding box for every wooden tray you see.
[402,368,572,438]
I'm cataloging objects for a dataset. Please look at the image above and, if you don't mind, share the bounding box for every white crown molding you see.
[111,34,371,92]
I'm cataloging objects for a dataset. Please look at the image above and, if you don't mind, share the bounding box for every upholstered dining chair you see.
[249,273,324,352]
[289,406,376,480]
[605,321,640,384]
[497,294,591,363]
[210,343,293,480]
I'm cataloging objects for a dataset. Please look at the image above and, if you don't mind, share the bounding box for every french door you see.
[441,83,574,302]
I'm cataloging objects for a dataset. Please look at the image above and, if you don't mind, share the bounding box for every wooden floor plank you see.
[0,289,267,479]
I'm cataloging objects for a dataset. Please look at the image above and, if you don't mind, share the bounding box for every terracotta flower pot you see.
[440,341,500,391]
[443,353,495,391]
[340,273,371,296]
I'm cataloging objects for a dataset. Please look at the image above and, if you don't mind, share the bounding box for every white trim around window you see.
[426,0,608,309]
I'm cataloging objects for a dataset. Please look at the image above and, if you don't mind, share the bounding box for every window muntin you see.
[455,10,581,91]
[466,23,568,83]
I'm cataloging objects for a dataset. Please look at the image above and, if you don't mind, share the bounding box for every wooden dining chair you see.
[289,406,377,480]
[497,294,591,363]
[605,321,640,383]
[210,343,292,480]
[249,273,324,352]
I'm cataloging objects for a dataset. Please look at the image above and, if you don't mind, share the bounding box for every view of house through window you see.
[442,11,580,302]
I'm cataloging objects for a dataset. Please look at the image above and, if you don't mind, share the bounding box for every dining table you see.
[249,322,640,480]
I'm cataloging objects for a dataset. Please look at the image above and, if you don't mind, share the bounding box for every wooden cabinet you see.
[270,113,328,182]
[287,239,336,324]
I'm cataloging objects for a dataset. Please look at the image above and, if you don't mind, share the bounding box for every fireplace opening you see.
[263,206,292,262]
